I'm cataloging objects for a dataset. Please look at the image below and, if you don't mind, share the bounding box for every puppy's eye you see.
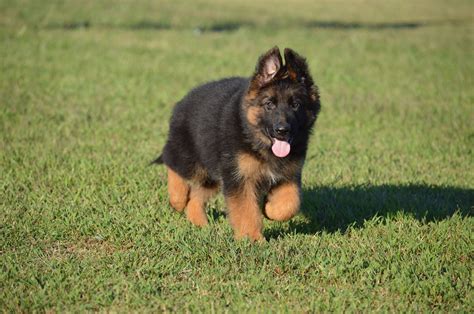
[291,101,300,110]
[264,101,275,111]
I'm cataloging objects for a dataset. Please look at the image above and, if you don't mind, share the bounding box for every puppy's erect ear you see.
[284,47,318,99]
[284,48,313,86]
[285,48,320,124]
[251,46,283,88]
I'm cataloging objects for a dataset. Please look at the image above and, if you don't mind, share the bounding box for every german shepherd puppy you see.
[153,47,320,241]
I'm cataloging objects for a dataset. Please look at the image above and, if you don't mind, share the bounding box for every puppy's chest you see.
[265,166,283,185]
[236,152,300,186]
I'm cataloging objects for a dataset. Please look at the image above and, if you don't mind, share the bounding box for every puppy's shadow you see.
[265,184,473,239]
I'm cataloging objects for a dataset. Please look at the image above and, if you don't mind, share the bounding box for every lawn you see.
[1,0,473,311]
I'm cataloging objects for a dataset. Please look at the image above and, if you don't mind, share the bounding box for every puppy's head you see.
[243,46,320,158]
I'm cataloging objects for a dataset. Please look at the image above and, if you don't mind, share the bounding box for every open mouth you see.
[271,137,291,158]
[264,128,292,158]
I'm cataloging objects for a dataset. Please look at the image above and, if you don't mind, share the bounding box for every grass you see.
[1,0,473,311]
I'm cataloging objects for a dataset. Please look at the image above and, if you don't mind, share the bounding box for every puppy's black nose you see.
[274,124,290,136]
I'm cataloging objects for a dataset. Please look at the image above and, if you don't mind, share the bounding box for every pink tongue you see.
[272,139,291,158]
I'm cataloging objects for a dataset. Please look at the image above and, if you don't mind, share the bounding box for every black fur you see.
[150,154,163,165]
[161,77,250,188]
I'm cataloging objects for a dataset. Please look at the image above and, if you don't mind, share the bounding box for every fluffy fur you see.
[153,46,321,241]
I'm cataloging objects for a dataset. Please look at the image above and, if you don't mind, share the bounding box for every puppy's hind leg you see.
[185,184,218,227]
[167,167,190,212]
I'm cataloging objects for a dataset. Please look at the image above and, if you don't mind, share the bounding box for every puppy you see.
[153,46,320,241]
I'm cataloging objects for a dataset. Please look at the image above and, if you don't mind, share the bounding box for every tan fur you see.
[245,88,258,101]
[237,152,266,179]
[167,167,190,212]
[242,104,272,147]
[242,86,277,147]
[227,189,263,241]
[186,185,217,227]
[225,152,270,240]
[246,106,262,126]
[238,152,304,182]
[264,181,300,221]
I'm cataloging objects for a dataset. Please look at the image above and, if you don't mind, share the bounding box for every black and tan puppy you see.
[153,46,320,241]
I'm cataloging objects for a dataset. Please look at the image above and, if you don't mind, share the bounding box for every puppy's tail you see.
[149,154,164,166]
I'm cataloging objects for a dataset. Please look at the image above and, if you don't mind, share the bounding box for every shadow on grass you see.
[46,21,92,30]
[44,20,250,33]
[128,21,171,30]
[305,21,423,30]
[45,19,468,32]
[193,21,253,33]
[45,20,171,31]
[305,19,469,30]
[265,184,473,239]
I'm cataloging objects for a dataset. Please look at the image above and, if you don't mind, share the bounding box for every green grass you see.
[1,0,473,311]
